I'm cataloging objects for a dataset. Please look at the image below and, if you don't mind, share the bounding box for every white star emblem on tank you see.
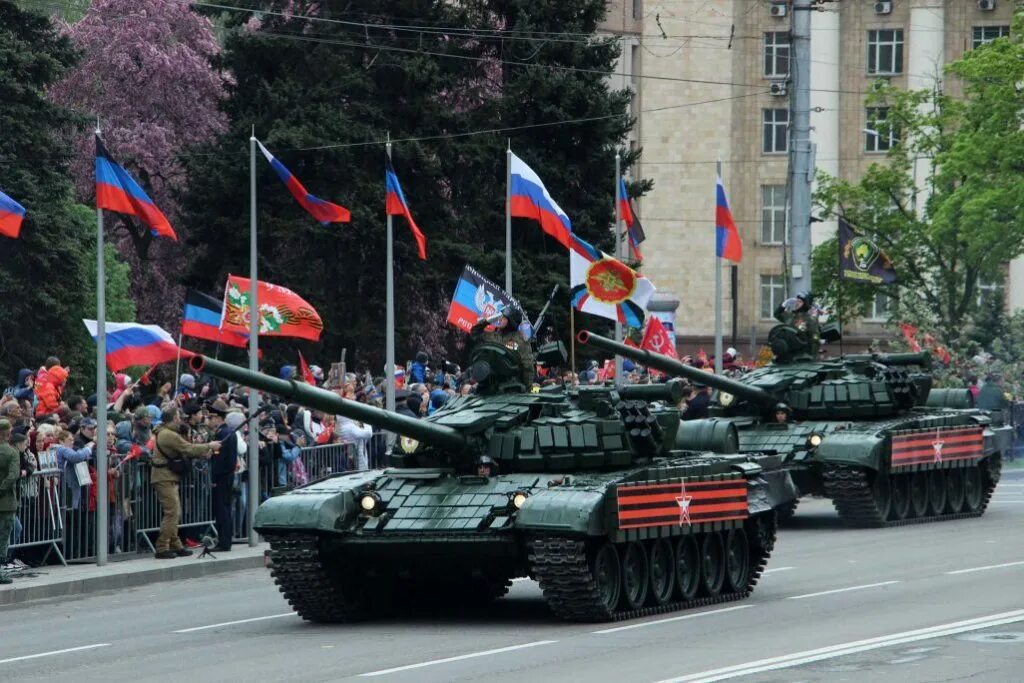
[676,482,693,526]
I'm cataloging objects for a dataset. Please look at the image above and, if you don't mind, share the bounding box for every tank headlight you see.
[359,492,381,514]
[400,436,420,453]
[719,391,735,407]
[807,433,823,448]
[511,491,529,509]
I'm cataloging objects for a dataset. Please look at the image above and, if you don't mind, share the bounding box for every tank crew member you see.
[775,291,821,351]
[476,455,498,478]
[774,403,792,424]
[683,383,711,420]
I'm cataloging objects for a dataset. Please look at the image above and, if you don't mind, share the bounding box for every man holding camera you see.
[150,407,220,559]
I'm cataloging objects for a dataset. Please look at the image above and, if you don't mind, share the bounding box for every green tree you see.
[182,0,636,371]
[0,2,95,384]
[812,16,1024,343]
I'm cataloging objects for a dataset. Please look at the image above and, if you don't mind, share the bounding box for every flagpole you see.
[614,152,624,387]
[570,306,576,375]
[385,135,396,416]
[714,159,724,375]
[173,333,183,397]
[505,140,512,296]
[247,127,259,547]
[95,121,109,567]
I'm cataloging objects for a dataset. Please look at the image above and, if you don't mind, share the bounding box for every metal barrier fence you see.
[8,434,389,564]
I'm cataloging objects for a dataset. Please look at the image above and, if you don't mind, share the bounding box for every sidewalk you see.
[1,543,269,607]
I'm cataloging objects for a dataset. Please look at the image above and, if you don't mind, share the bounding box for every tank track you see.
[265,533,367,623]
[823,459,999,528]
[776,499,800,523]
[528,515,775,622]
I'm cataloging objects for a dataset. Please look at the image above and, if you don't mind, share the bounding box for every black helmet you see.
[796,291,814,306]
[774,402,791,413]
[476,455,498,475]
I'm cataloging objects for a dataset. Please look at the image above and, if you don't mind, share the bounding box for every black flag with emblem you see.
[838,217,897,285]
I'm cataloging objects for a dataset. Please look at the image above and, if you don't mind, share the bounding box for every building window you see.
[761,185,788,244]
[978,278,1003,306]
[867,29,904,75]
[760,275,786,319]
[972,26,1010,49]
[630,44,640,118]
[763,32,790,77]
[762,108,789,154]
[865,107,898,152]
[866,293,891,322]
[633,0,643,21]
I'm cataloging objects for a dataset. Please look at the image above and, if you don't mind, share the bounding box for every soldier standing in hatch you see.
[775,291,821,351]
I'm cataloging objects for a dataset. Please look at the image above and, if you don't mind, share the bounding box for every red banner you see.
[221,275,323,342]
[616,478,748,530]
[890,426,983,468]
[641,316,678,360]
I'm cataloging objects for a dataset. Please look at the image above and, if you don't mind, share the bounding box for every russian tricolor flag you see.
[83,320,191,372]
[385,157,427,260]
[95,136,177,240]
[715,173,742,263]
[0,189,26,239]
[509,152,572,249]
[257,140,351,225]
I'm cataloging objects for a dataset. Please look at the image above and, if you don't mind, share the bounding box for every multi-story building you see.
[614,0,1015,356]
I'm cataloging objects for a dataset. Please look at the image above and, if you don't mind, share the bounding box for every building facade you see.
[610,0,1015,355]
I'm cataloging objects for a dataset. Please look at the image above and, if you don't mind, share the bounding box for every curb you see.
[1,552,267,607]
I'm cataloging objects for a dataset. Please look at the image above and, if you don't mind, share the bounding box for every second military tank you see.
[579,327,1011,528]
[189,324,796,623]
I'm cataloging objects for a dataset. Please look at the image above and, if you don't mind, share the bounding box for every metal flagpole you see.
[95,121,108,566]
[247,128,259,547]
[570,307,576,374]
[614,152,624,387]
[714,159,724,375]
[385,135,396,415]
[173,333,183,396]
[505,140,512,296]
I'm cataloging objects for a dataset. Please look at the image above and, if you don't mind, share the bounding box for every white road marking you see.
[592,605,753,634]
[654,609,1024,683]
[762,566,795,574]
[0,643,110,665]
[945,560,1024,575]
[511,577,532,583]
[786,580,899,600]
[359,640,557,677]
[172,613,296,633]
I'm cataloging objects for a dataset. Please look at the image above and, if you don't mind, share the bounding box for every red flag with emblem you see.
[298,351,316,385]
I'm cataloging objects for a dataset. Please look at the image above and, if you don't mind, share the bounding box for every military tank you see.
[188,331,795,623]
[578,327,1011,528]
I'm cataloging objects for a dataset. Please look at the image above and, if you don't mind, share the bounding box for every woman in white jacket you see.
[336,416,373,470]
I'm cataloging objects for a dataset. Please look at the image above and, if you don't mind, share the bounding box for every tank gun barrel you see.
[189,355,470,454]
[843,352,932,367]
[577,331,775,408]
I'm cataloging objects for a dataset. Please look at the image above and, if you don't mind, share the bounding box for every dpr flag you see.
[221,275,324,342]
[569,234,655,327]
[181,289,249,348]
[385,157,427,260]
[509,152,572,249]
[95,135,176,240]
[619,177,646,262]
[715,173,742,262]
[447,265,524,334]
[838,217,897,285]
[257,140,351,225]
[0,189,26,239]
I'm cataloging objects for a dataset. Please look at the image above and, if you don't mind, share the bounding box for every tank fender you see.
[810,431,886,470]
[748,471,798,514]
[513,488,607,535]
[984,423,1014,456]
[254,470,381,533]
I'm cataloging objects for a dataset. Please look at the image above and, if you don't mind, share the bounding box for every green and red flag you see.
[220,275,323,342]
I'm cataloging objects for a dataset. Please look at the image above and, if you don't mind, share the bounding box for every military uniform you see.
[0,422,20,583]
[469,310,535,391]
[774,302,821,352]
[151,424,216,554]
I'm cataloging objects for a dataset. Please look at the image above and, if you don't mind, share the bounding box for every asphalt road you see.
[3,481,1023,683]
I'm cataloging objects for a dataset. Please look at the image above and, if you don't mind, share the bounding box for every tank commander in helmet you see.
[476,455,498,478]
[775,291,821,351]
[774,403,792,424]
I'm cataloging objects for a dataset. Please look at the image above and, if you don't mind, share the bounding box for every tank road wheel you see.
[674,535,701,601]
[870,469,892,520]
[700,533,726,597]
[724,529,751,594]
[909,472,929,518]
[590,543,622,614]
[620,542,649,610]
[647,540,676,606]
[963,466,984,513]
[776,499,799,523]
[946,468,966,512]
[888,473,911,521]
[927,469,947,516]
